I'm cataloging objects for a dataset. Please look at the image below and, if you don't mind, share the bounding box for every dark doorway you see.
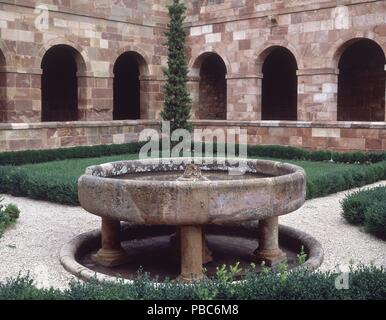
[338,39,386,121]
[113,52,141,120]
[199,53,227,120]
[262,47,298,120]
[41,45,80,122]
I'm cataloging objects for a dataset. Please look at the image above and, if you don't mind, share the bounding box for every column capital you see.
[0,67,42,75]
[139,75,166,82]
[226,73,263,80]
[297,68,339,76]
[77,71,113,78]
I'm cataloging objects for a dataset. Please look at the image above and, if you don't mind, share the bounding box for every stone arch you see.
[111,46,151,76]
[329,32,383,69]
[190,52,228,120]
[189,50,230,77]
[113,51,149,120]
[40,44,87,122]
[335,38,386,121]
[38,38,89,74]
[256,43,303,74]
[258,46,299,121]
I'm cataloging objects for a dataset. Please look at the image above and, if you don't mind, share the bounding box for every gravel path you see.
[0,181,385,290]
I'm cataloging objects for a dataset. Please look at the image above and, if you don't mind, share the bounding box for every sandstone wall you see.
[186,0,386,122]
[0,0,169,123]
[0,0,386,152]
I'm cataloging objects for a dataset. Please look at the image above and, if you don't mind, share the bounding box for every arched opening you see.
[337,39,386,121]
[197,53,227,120]
[0,50,6,122]
[262,47,298,120]
[113,52,146,120]
[41,45,84,122]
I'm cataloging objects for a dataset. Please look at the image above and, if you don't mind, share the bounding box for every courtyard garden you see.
[0,142,385,300]
[0,0,385,304]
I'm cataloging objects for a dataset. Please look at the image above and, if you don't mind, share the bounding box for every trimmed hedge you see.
[0,142,146,166]
[246,145,386,164]
[0,142,385,166]
[0,198,20,237]
[0,265,385,300]
[342,186,386,238]
[307,161,386,199]
[0,166,79,206]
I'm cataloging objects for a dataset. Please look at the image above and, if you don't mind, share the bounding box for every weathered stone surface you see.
[78,158,306,225]
[0,1,385,151]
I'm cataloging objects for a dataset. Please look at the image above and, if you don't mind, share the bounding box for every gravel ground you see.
[0,181,385,290]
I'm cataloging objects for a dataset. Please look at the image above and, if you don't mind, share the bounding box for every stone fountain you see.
[76,158,308,281]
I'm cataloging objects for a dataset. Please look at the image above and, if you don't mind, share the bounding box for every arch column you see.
[187,76,200,119]
[297,68,339,121]
[226,74,262,121]
[1,67,41,123]
[77,72,114,121]
[139,75,164,120]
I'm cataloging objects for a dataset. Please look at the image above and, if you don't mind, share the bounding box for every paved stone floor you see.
[0,181,385,289]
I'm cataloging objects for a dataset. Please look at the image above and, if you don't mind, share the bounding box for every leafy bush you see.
[246,145,386,164]
[342,186,386,238]
[0,198,20,237]
[307,162,386,199]
[0,142,385,167]
[364,201,386,238]
[0,142,146,166]
[0,265,385,300]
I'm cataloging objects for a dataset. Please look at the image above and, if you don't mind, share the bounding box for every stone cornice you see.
[1,120,386,131]
[226,73,263,80]
[297,68,340,76]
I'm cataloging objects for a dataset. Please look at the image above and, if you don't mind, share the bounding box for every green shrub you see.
[0,142,385,166]
[0,265,385,300]
[0,198,20,237]
[0,142,146,166]
[342,186,386,238]
[306,163,386,200]
[364,202,386,238]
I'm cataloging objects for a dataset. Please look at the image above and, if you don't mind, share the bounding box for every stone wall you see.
[1,120,385,152]
[0,0,386,152]
[185,0,386,122]
[0,0,169,123]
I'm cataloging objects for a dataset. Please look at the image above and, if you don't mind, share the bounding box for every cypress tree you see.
[161,0,192,133]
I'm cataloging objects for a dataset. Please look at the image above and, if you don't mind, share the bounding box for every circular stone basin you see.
[61,224,324,283]
[77,158,307,280]
[78,158,306,226]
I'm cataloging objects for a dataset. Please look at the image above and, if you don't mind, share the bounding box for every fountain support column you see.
[93,217,128,267]
[180,226,204,281]
[254,216,286,266]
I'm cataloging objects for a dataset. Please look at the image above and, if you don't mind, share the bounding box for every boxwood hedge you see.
[0,142,385,166]
[0,265,385,300]
[342,186,386,238]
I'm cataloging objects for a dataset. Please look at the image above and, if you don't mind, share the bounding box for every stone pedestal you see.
[179,226,204,281]
[171,227,213,265]
[93,217,128,267]
[254,217,286,267]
